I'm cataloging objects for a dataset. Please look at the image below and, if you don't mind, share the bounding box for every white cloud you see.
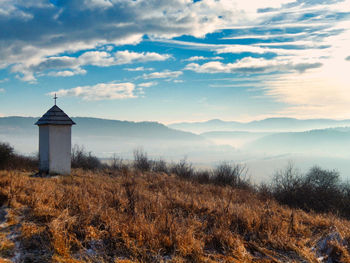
[0,0,246,79]
[0,78,9,83]
[183,56,224,61]
[77,50,168,67]
[143,70,183,79]
[47,68,87,77]
[138,82,157,87]
[262,52,350,119]
[216,45,268,54]
[0,88,5,93]
[0,0,349,81]
[79,51,115,67]
[159,36,331,59]
[114,50,171,65]
[0,0,50,19]
[153,39,275,55]
[222,32,307,40]
[50,82,136,101]
[78,50,170,68]
[124,67,154,71]
[83,0,113,9]
[185,57,322,74]
[12,50,171,81]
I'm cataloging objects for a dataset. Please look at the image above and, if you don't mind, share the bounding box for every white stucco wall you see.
[39,126,50,172]
[39,125,72,174]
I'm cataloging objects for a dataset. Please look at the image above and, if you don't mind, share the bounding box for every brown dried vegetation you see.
[0,169,349,262]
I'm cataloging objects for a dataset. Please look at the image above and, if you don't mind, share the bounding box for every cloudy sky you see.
[1,0,350,123]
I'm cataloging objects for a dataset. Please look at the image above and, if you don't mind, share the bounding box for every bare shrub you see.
[271,162,303,207]
[193,170,211,184]
[212,162,249,188]
[257,183,273,201]
[340,182,350,218]
[170,158,194,178]
[71,145,103,170]
[0,142,13,169]
[10,154,38,171]
[302,166,342,212]
[133,148,152,172]
[305,166,340,191]
[271,163,346,216]
[109,154,129,172]
[152,158,168,174]
[0,142,38,171]
[273,162,302,193]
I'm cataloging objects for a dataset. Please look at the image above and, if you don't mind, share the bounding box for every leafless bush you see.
[212,162,249,188]
[0,142,38,170]
[271,163,348,217]
[257,183,273,201]
[0,142,13,169]
[71,145,103,170]
[10,154,38,171]
[152,158,168,174]
[302,166,341,212]
[109,154,129,172]
[272,162,302,193]
[133,149,152,172]
[170,158,194,178]
[193,170,211,184]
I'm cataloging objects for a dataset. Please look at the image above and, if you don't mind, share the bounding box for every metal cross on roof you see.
[53,93,58,105]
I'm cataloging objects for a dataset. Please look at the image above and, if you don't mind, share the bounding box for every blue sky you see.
[0,0,350,123]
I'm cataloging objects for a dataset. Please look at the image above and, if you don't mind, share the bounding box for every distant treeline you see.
[1,141,350,219]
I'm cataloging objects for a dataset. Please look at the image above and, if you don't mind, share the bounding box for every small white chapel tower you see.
[35,95,76,175]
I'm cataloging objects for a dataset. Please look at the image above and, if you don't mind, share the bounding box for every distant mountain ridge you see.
[245,128,350,156]
[169,117,350,133]
[0,116,201,141]
[0,116,208,156]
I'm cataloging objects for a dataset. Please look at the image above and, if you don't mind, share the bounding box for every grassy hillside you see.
[0,169,349,262]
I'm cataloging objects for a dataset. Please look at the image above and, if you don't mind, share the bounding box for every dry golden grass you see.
[0,169,349,262]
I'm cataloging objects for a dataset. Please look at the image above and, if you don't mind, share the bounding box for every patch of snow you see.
[312,230,347,263]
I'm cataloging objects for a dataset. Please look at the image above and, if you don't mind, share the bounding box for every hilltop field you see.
[0,142,350,262]
[0,167,349,263]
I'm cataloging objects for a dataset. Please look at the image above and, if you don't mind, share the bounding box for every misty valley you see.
[1,116,350,183]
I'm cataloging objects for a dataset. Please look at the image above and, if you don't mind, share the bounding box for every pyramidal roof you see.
[35,105,76,125]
